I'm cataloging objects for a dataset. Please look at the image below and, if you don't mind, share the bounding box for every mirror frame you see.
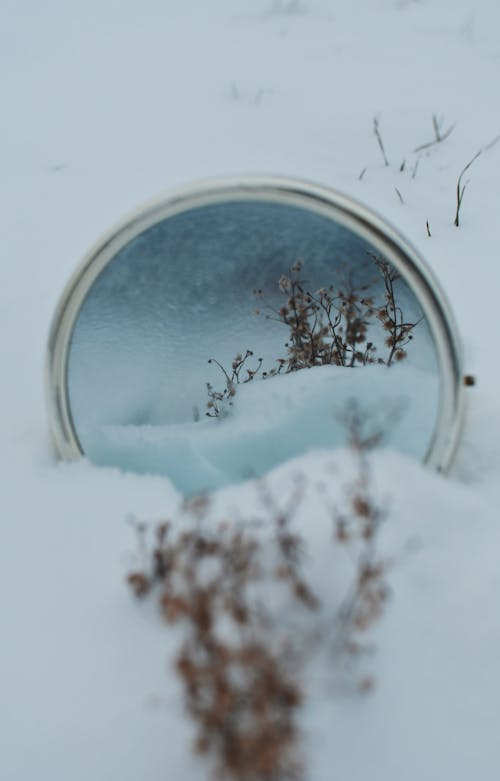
[46,176,465,472]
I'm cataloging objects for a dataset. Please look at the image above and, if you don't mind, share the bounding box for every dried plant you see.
[205,255,419,416]
[257,259,381,371]
[259,255,418,370]
[331,403,391,664]
[128,493,319,781]
[206,351,264,418]
[454,134,500,227]
[454,150,482,228]
[373,116,390,167]
[413,114,455,154]
[127,402,392,777]
[369,255,419,365]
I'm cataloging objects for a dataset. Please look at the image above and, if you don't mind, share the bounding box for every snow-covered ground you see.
[85,364,439,492]
[2,1,500,779]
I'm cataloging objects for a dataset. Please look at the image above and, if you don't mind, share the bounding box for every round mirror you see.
[47,177,464,494]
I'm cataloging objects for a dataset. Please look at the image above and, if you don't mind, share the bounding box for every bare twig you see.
[432,114,440,139]
[413,114,455,153]
[483,133,500,151]
[127,496,317,780]
[373,116,389,167]
[369,254,419,365]
[426,220,431,237]
[454,134,500,227]
[395,187,404,204]
[358,167,367,181]
[454,150,481,227]
[331,404,390,665]
[411,156,420,180]
[127,400,394,775]
[206,351,263,417]
[207,256,420,414]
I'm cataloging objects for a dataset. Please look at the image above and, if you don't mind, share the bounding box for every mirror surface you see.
[65,196,440,494]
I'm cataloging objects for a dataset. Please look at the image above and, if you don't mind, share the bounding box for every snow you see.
[84,364,439,493]
[2,1,500,780]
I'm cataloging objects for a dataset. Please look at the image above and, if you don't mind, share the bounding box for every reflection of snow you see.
[82,363,439,494]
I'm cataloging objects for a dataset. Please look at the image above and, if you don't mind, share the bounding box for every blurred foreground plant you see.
[127,405,390,780]
[129,489,315,781]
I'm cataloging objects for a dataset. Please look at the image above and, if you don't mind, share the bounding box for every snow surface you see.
[84,364,438,493]
[2,1,500,780]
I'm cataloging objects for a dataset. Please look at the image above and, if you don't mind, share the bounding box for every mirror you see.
[47,178,464,494]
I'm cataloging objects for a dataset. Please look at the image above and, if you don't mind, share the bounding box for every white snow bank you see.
[82,363,439,493]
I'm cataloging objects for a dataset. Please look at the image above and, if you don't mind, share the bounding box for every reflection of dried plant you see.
[205,255,419,416]
[369,255,419,365]
[205,351,264,417]
[258,260,379,371]
[257,256,419,370]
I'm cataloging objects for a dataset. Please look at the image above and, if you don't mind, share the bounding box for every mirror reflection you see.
[68,200,439,494]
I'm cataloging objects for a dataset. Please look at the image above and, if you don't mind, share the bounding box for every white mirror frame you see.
[46,176,465,472]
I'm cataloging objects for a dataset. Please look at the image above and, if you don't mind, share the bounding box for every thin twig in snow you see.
[373,117,389,167]
[453,151,481,227]
[483,133,500,151]
[413,114,455,153]
[411,156,420,180]
[454,134,500,227]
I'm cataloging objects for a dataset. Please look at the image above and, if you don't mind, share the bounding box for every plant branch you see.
[413,114,455,153]
[373,116,389,167]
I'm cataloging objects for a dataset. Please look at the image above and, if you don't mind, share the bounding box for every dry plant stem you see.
[259,260,384,370]
[128,500,319,781]
[206,255,420,413]
[413,114,455,153]
[335,476,388,659]
[454,150,481,227]
[411,156,420,180]
[127,404,392,775]
[373,116,389,166]
[263,258,417,369]
[395,187,404,204]
[332,405,390,660]
[206,351,263,417]
[454,134,500,227]
[370,255,419,365]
